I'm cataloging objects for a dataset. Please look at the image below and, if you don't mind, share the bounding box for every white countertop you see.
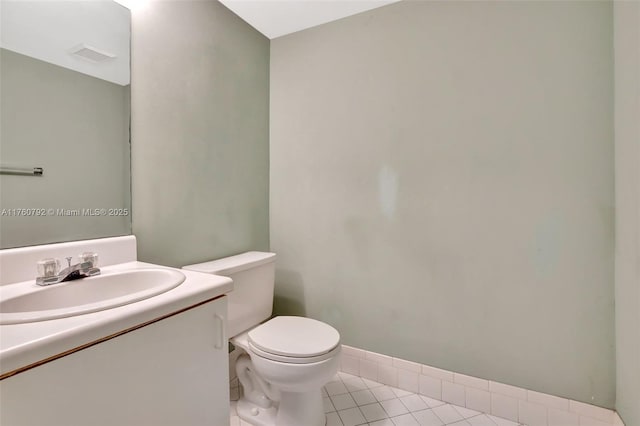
[0,261,233,377]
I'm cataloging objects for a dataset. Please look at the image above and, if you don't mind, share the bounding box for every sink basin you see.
[0,269,186,325]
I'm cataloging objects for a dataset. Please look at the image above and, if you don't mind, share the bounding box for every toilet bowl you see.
[183,252,341,426]
[232,316,341,426]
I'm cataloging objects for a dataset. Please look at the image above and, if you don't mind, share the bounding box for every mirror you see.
[0,0,131,248]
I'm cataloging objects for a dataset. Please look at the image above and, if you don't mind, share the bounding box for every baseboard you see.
[339,345,624,426]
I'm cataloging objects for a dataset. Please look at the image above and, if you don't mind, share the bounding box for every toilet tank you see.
[183,252,276,337]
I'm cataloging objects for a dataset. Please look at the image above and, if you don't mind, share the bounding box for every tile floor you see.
[229,371,526,426]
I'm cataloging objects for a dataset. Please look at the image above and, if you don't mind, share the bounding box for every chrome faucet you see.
[36,252,101,286]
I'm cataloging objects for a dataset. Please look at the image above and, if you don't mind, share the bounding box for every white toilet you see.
[183,252,341,426]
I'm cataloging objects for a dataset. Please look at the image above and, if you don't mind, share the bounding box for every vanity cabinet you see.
[0,296,229,426]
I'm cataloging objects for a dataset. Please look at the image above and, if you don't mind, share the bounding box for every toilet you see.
[183,252,341,426]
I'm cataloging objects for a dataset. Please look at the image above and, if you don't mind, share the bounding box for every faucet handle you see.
[37,258,60,278]
[79,252,99,268]
[65,256,73,269]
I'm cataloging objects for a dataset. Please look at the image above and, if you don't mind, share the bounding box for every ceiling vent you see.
[69,44,116,63]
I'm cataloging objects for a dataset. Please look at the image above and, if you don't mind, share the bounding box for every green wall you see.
[614,1,640,424]
[270,1,615,407]
[131,0,270,267]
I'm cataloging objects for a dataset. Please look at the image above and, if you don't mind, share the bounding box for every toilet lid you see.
[248,316,340,358]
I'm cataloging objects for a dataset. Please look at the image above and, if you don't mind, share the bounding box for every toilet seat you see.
[247,316,341,364]
[248,341,341,364]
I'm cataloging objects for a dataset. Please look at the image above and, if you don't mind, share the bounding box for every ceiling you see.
[218,0,402,39]
[0,0,130,85]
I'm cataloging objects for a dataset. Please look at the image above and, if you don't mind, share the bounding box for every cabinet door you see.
[0,297,230,426]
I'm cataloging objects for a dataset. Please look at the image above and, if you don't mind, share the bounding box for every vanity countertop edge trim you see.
[0,294,226,380]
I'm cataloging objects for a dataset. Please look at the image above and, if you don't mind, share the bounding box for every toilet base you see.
[237,389,325,426]
[237,398,277,426]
